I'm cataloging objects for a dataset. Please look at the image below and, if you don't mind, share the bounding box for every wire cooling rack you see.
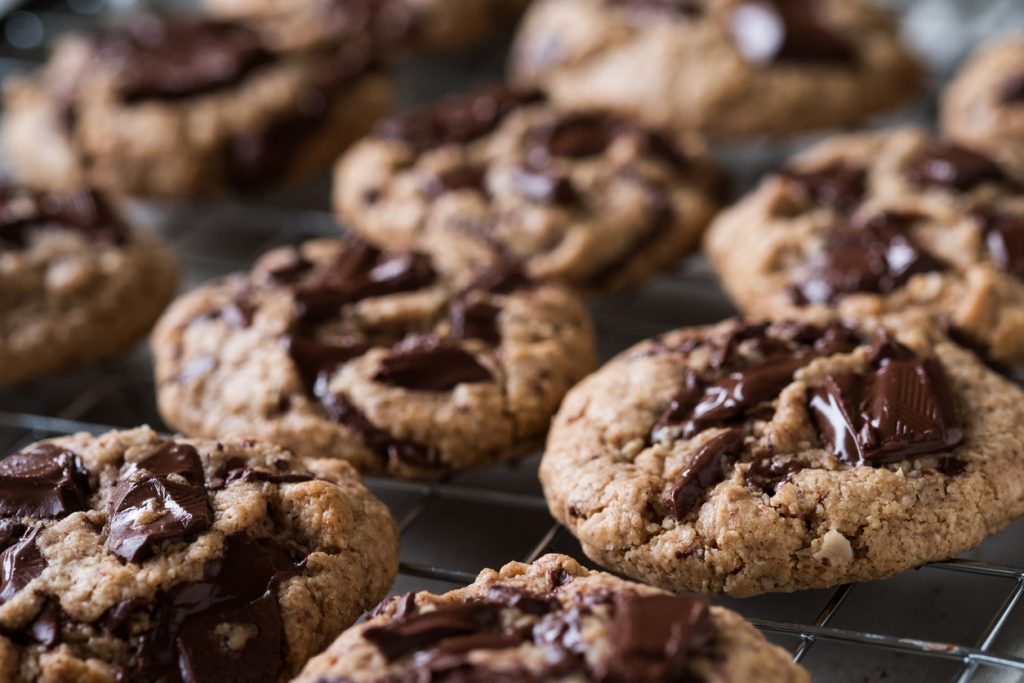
[2,1,1024,681]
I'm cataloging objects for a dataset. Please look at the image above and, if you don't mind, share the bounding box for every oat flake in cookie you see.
[705,127,1024,369]
[151,237,595,478]
[0,427,398,682]
[292,553,809,682]
[542,314,1024,595]
[509,0,921,137]
[2,14,392,198]
[335,87,725,291]
[0,183,176,387]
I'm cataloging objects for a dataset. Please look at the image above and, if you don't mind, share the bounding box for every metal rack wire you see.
[1,1,1024,681]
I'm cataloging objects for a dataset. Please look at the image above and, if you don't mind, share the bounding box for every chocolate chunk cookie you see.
[334,87,724,291]
[0,183,177,387]
[942,36,1024,183]
[292,553,809,682]
[0,427,398,682]
[202,0,531,54]
[151,237,595,478]
[2,14,392,198]
[705,127,1024,369]
[510,0,922,137]
[542,314,1024,595]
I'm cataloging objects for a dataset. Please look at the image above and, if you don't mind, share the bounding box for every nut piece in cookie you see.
[510,0,922,137]
[542,315,1024,595]
[2,14,393,198]
[705,127,1024,369]
[335,86,725,291]
[0,427,398,682]
[292,553,810,682]
[151,236,596,478]
[0,181,177,386]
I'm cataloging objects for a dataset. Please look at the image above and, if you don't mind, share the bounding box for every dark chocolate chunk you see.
[364,602,503,661]
[107,442,212,563]
[528,114,617,165]
[91,16,271,103]
[285,334,370,389]
[1001,73,1024,103]
[450,300,502,345]
[467,262,533,294]
[809,333,964,466]
[510,167,579,205]
[0,527,46,605]
[666,428,745,518]
[225,468,314,485]
[0,520,25,551]
[939,457,967,476]
[376,87,545,153]
[486,585,559,615]
[905,143,1009,191]
[374,337,492,391]
[0,186,127,251]
[731,0,857,65]
[0,444,91,519]
[266,254,314,285]
[371,591,418,619]
[425,165,489,198]
[793,213,947,305]
[745,455,803,495]
[26,599,61,647]
[777,162,866,213]
[973,206,1024,278]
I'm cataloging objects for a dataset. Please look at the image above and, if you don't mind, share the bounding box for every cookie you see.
[2,15,393,198]
[0,427,399,682]
[201,0,531,54]
[334,87,725,291]
[942,35,1024,182]
[541,315,1024,595]
[705,127,1024,369]
[0,183,177,387]
[292,553,809,682]
[509,0,922,137]
[151,237,596,478]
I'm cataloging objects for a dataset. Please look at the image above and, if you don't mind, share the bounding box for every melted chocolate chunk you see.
[809,333,964,466]
[285,334,370,389]
[467,262,533,294]
[0,186,127,250]
[374,337,493,391]
[600,593,714,682]
[92,17,272,103]
[777,162,866,214]
[1001,73,1024,103]
[666,428,745,518]
[0,520,25,551]
[939,457,967,476]
[973,206,1024,278]
[130,534,297,683]
[905,143,1009,191]
[450,300,501,345]
[364,602,504,661]
[731,0,857,65]
[745,455,803,494]
[425,165,489,198]
[225,468,314,485]
[376,87,545,152]
[793,213,947,305]
[528,114,617,165]
[107,443,212,563]
[0,444,91,519]
[25,599,61,646]
[0,527,46,605]
[266,255,314,284]
[486,585,559,616]
[372,591,419,619]
[511,167,579,205]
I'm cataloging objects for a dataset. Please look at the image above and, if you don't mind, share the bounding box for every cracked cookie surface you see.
[542,314,1024,595]
[0,183,177,387]
[293,553,809,682]
[509,0,921,137]
[0,427,398,682]
[705,127,1024,369]
[151,237,595,478]
[335,87,724,291]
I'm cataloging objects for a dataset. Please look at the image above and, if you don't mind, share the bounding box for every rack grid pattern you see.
[2,1,1024,681]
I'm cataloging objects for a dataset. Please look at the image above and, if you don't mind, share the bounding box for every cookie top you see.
[0,183,177,386]
[151,237,596,478]
[0,427,399,682]
[510,0,922,137]
[293,553,809,682]
[705,127,1024,369]
[2,14,390,197]
[335,87,725,291]
[542,314,1024,595]
[942,35,1024,182]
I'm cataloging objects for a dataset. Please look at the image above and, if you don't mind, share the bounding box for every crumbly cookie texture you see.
[151,237,595,478]
[293,553,809,682]
[942,36,1024,182]
[510,0,921,137]
[335,87,724,291]
[542,314,1024,596]
[0,184,177,387]
[201,0,531,54]
[705,126,1024,369]
[2,15,392,198]
[0,427,399,683]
